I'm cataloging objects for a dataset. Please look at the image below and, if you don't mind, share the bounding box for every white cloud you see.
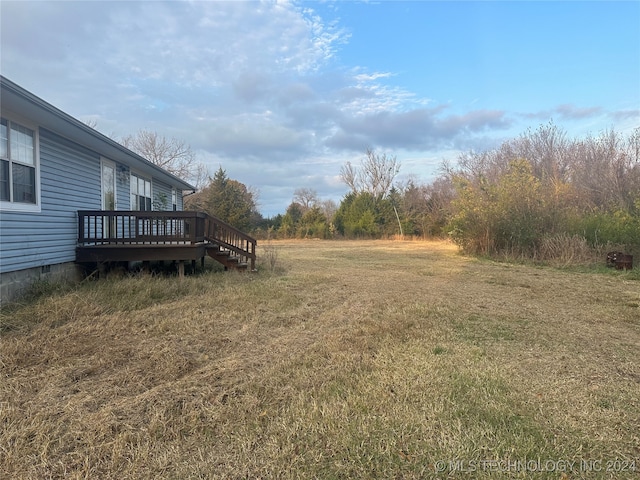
[354,72,393,82]
[4,0,621,216]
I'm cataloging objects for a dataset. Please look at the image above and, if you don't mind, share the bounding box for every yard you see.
[1,240,639,479]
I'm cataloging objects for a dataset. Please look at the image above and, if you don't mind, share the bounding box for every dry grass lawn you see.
[1,239,639,479]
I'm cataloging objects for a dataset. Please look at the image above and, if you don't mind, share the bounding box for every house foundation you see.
[0,262,83,305]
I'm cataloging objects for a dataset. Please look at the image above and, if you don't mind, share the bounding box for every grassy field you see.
[1,239,639,479]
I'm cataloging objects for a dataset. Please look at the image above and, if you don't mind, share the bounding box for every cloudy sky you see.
[2,1,638,216]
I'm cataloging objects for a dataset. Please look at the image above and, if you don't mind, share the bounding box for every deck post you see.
[178,260,185,279]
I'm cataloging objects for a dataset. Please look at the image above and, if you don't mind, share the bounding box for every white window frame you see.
[130,171,153,211]
[0,114,41,213]
[171,187,178,211]
[100,158,117,211]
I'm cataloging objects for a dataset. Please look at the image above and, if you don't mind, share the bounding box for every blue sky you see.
[2,1,638,216]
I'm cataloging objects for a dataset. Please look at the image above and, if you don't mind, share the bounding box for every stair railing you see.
[204,214,257,270]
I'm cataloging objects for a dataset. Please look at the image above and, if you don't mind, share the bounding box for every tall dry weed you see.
[260,234,283,273]
[535,233,598,266]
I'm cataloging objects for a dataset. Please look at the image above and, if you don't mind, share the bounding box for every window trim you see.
[130,170,153,211]
[100,157,117,211]
[0,114,41,213]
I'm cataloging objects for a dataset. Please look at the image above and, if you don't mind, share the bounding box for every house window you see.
[0,117,38,206]
[131,173,152,211]
[171,188,177,211]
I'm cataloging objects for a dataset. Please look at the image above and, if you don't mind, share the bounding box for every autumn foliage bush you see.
[446,124,640,262]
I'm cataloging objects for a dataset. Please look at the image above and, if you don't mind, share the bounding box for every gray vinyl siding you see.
[1,127,190,275]
[177,191,184,211]
[41,129,102,209]
[0,129,101,274]
[152,179,172,211]
[151,178,184,211]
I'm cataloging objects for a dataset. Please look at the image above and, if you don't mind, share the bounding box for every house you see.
[1,76,255,304]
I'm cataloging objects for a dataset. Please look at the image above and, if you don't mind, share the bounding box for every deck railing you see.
[78,210,206,245]
[77,210,256,269]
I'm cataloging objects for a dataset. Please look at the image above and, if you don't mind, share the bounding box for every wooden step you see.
[206,247,248,271]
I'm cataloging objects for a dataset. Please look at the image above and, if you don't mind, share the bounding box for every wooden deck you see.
[76,210,256,271]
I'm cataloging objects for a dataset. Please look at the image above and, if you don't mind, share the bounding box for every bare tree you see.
[121,129,203,185]
[340,161,359,194]
[319,199,338,221]
[190,162,211,191]
[516,121,570,184]
[83,118,99,129]
[340,148,400,199]
[292,188,319,212]
[628,127,640,164]
[568,129,640,210]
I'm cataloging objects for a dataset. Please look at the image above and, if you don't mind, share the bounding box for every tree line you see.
[258,122,640,260]
[124,123,639,260]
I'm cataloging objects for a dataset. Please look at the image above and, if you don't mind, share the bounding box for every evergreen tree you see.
[202,167,258,231]
[334,192,379,238]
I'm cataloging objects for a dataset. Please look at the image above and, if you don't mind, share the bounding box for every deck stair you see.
[203,214,256,271]
[206,245,248,271]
